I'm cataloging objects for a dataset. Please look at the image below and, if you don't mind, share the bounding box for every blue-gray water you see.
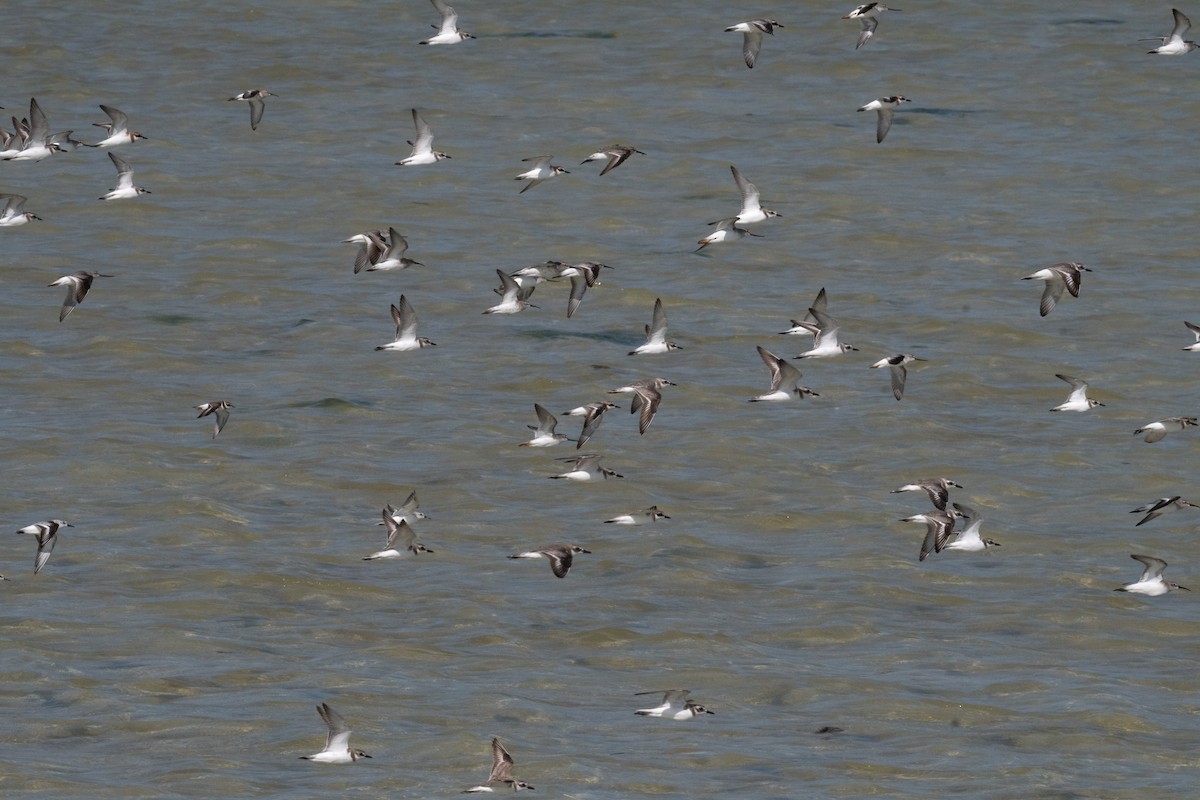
[1,2,1198,798]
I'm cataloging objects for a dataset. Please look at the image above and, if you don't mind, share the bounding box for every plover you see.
[509,544,591,578]
[901,508,962,562]
[420,0,474,44]
[871,354,925,401]
[485,269,538,314]
[1,98,65,161]
[696,216,760,250]
[299,703,371,763]
[549,453,622,481]
[16,519,72,575]
[581,144,645,175]
[564,401,618,450]
[1115,554,1189,595]
[49,271,111,322]
[715,165,779,226]
[1050,374,1103,412]
[228,89,276,131]
[1144,8,1199,54]
[605,506,670,525]
[515,155,569,193]
[1022,262,1091,317]
[376,294,435,351]
[793,308,857,358]
[344,230,387,274]
[87,105,147,147]
[364,510,433,559]
[724,18,783,68]
[891,478,961,511]
[779,288,829,335]
[1134,416,1198,443]
[98,152,150,200]
[751,346,817,402]
[843,4,900,49]
[367,228,425,271]
[857,96,910,143]
[629,298,680,355]
[195,400,234,438]
[395,109,451,166]
[520,403,572,447]
[946,504,1001,552]
[634,689,714,719]
[1131,496,1199,526]
[1182,321,1200,351]
[381,491,431,526]
[608,377,674,434]
[462,738,534,792]
[0,193,41,226]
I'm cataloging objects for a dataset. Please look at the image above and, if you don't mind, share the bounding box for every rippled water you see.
[1,2,1198,798]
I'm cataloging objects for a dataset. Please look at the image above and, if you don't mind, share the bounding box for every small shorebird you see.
[843,4,901,49]
[549,453,622,481]
[724,18,783,68]
[629,298,680,355]
[946,504,1001,552]
[509,544,591,579]
[1131,496,1199,527]
[1115,554,1189,595]
[608,377,674,434]
[751,346,817,402]
[857,96,910,143]
[485,269,538,314]
[564,401,618,450]
[376,294,436,351]
[98,152,150,200]
[367,228,425,271]
[1049,374,1103,412]
[0,193,41,226]
[16,519,72,575]
[901,508,962,562]
[88,104,147,147]
[364,510,433,559]
[228,89,276,131]
[1022,262,1090,317]
[49,271,111,321]
[299,703,371,763]
[581,144,645,175]
[605,506,670,525]
[793,308,857,358]
[519,403,572,447]
[891,478,961,511]
[871,354,925,401]
[634,689,714,719]
[715,165,780,225]
[462,738,533,792]
[381,491,431,526]
[515,155,568,193]
[1143,8,1199,54]
[395,109,451,165]
[421,0,474,44]
[344,230,386,273]
[696,216,759,250]
[1182,321,1200,351]
[1134,416,1198,443]
[195,400,234,438]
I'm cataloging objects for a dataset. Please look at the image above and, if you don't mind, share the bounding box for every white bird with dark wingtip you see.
[299,703,372,763]
[99,151,150,200]
[946,504,1001,553]
[380,491,432,526]
[515,155,568,193]
[49,271,111,321]
[751,346,817,402]
[634,689,715,719]
[395,108,451,166]
[1143,8,1199,54]
[364,509,433,559]
[714,165,780,226]
[508,544,591,579]
[1049,374,1103,412]
[724,18,783,68]
[368,229,425,271]
[88,105,147,147]
[630,298,680,355]
[559,261,607,319]
[344,230,387,274]
[462,738,533,792]
[1134,416,1197,443]
[697,216,760,250]
[485,269,538,314]
[779,288,829,335]
[1,98,66,161]
[16,519,72,575]
[581,144,645,176]
[1131,496,1199,527]
[872,354,925,401]
[1181,321,1200,351]
[857,95,910,143]
[891,477,962,511]
[421,0,474,44]
[901,508,963,562]
[793,308,858,358]
[606,506,670,525]
[195,400,233,438]
[549,453,622,481]
[0,193,41,226]
[565,401,618,450]
[1115,554,1189,595]
[1022,262,1090,317]
[843,4,900,49]
[228,89,276,131]
[520,403,572,447]
[376,294,436,351]
[608,377,674,434]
